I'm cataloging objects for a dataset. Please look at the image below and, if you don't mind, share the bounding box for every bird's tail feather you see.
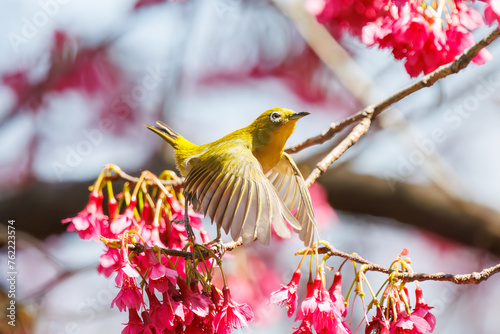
[145,121,180,148]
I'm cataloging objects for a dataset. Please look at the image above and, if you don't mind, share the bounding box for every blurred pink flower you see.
[309,183,337,227]
[484,0,500,25]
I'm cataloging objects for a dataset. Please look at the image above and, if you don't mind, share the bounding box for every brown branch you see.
[286,27,500,158]
[130,239,243,260]
[305,111,373,186]
[298,245,500,285]
[105,168,184,187]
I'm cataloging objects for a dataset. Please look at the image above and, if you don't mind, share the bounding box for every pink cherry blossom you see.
[293,319,313,334]
[329,271,347,317]
[141,310,162,334]
[365,307,390,334]
[111,276,144,312]
[296,272,350,333]
[213,286,254,334]
[144,247,178,282]
[111,197,137,234]
[390,310,431,334]
[270,268,301,317]
[484,0,500,25]
[413,287,436,332]
[122,308,143,334]
[97,247,121,278]
[309,0,492,77]
[62,190,107,240]
[177,278,211,318]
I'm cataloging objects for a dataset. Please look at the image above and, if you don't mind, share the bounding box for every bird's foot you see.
[202,236,225,257]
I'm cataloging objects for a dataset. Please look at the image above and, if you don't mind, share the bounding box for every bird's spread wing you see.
[183,142,301,246]
[265,153,319,246]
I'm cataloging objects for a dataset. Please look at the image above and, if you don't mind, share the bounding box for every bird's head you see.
[251,108,310,130]
[249,108,310,149]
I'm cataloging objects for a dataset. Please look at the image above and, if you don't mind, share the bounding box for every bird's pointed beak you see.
[289,111,310,120]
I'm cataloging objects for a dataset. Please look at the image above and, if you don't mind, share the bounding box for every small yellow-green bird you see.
[146,108,318,246]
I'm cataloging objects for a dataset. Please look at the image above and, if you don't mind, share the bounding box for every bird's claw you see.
[202,237,225,257]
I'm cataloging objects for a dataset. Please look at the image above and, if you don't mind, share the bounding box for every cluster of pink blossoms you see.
[271,268,350,334]
[62,167,254,333]
[270,248,435,334]
[365,287,435,334]
[307,0,500,77]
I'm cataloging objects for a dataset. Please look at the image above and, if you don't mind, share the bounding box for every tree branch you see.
[130,239,243,260]
[287,28,500,156]
[301,27,500,185]
[298,244,500,284]
[105,168,184,187]
[305,112,373,186]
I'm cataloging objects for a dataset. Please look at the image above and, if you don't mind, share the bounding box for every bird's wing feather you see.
[266,153,319,246]
[184,142,300,245]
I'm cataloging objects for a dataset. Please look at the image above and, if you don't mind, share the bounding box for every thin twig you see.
[305,110,373,186]
[105,169,184,187]
[286,27,500,156]
[130,239,243,260]
[297,245,500,284]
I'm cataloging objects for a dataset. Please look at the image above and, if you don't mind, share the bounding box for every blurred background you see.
[0,0,499,333]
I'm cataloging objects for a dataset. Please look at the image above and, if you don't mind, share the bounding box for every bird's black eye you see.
[270,112,281,122]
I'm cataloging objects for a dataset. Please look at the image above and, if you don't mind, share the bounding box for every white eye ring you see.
[270,112,281,122]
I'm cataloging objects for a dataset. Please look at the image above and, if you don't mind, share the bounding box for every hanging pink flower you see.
[296,272,350,333]
[213,286,254,334]
[390,310,432,334]
[365,307,390,334]
[111,276,144,312]
[141,310,162,334]
[62,190,107,240]
[111,197,137,234]
[412,287,436,332]
[177,278,212,318]
[145,290,171,331]
[122,308,144,334]
[97,247,121,278]
[270,268,301,317]
[293,318,313,334]
[296,273,321,322]
[329,271,347,317]
[144,247,178,282]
